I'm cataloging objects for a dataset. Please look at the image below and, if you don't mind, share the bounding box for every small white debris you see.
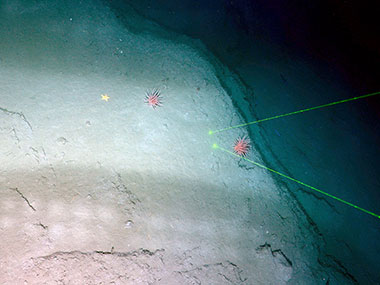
[125,220,134,228]
[56,137,68,145]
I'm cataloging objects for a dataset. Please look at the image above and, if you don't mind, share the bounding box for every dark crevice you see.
[256,242,293,267]
[37,248,165,259]
[10,187,36,211]
[0,106,33,131]
[36,222,48,230]
[176,261,247,283]
[318,254,359,284]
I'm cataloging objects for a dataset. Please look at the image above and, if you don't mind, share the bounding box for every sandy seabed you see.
[0,1,355,284]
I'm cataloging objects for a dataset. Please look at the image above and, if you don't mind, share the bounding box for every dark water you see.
[111,0,380,283]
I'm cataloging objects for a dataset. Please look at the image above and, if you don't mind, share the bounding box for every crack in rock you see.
[256,242,293,267]
[110,172,141,216]
[34,222,48,230]
[255,242,293,282]
[22,248,165,284]
[300,188,340,213]
[20,248,247,284]
[10,187,36,211]
[0,106,33,131]
[175,261,247,284]
[318,254,358,284]
[36,248,165,259]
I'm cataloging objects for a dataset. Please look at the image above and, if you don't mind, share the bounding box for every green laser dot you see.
[212,143,219,149]
[208,130,213,135]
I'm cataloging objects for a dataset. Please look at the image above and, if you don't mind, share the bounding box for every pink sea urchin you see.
[233,135,250,157]
[145,89,162,109]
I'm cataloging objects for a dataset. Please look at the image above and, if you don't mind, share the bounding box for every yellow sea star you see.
[101,94,110,101]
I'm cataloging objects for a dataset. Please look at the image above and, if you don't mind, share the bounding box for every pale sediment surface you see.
[0,1,354,284]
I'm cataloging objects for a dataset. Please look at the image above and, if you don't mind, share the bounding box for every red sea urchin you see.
[145,89,162,109]
[233,135,250,157]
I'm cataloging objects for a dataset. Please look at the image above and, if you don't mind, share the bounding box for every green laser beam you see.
[214,144,380,220]
[209,91,380,135]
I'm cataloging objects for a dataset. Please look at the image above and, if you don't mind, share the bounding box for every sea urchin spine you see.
[145,89,162,109]
[233,135,251,157]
